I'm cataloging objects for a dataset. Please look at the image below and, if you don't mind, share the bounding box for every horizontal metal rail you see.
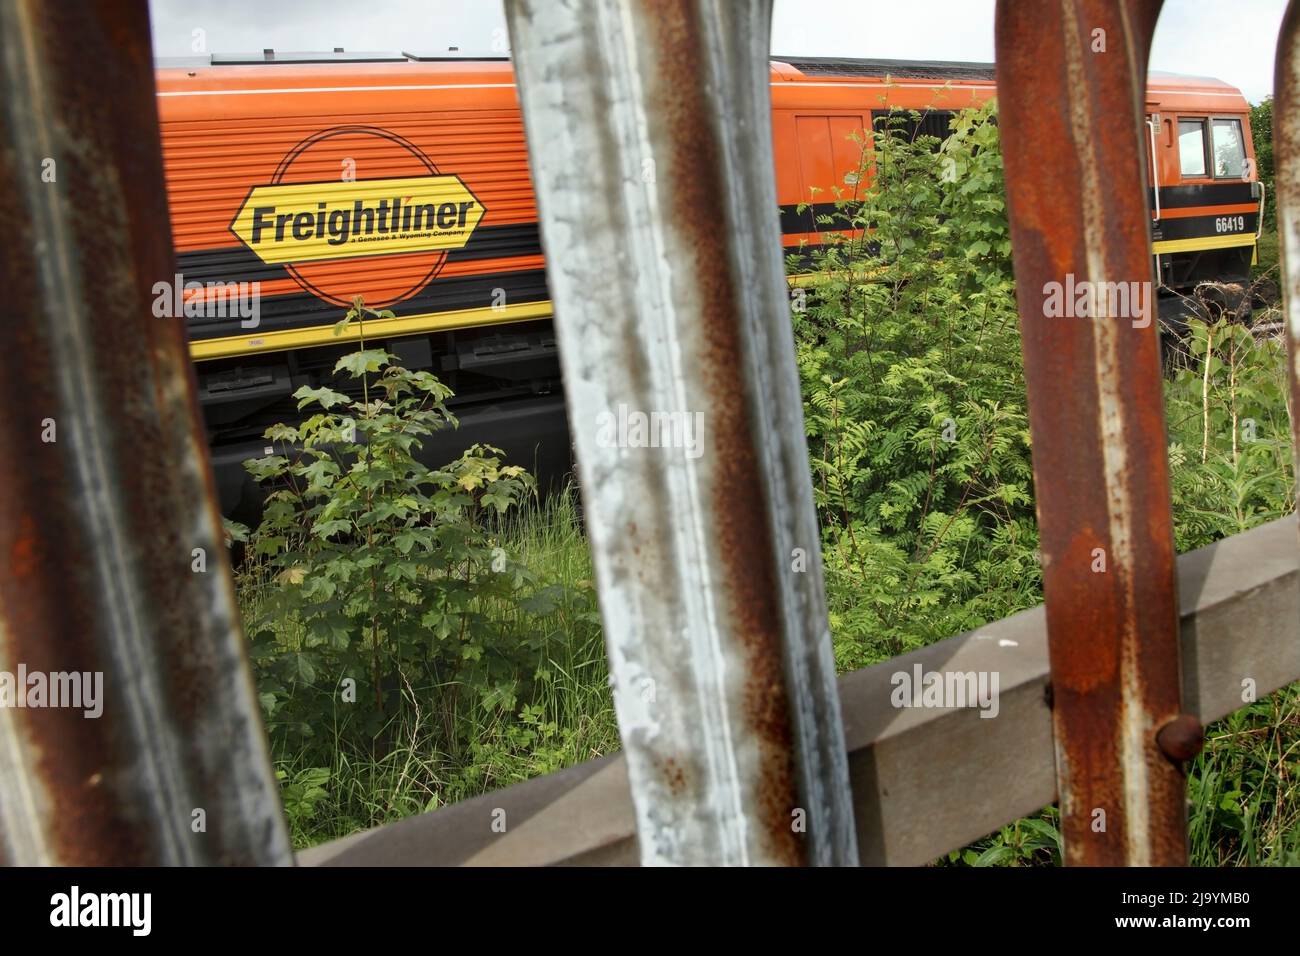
[300,517,1300,867]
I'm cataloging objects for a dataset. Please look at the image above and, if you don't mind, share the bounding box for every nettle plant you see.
[236,297,535,743]
[790,99,1041,668]
[1165,310,1295,551]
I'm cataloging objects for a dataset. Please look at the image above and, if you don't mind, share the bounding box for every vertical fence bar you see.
[1276,0,1300,531]
[0,0,292,864]
[996,0,1198,865]
[504,0,858,865]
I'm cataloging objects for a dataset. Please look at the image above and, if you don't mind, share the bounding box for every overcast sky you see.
[150,0,1287,103]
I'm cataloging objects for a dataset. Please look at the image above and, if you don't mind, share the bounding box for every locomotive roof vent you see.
[773,55,996,82]
[209,49,407,64]
[403,49,510,61]
[155,55,213,68]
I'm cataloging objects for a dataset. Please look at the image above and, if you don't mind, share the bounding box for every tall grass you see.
[241,249,1298,861]
[237,486,620,849]
[243,388,1299,858]
[252,473,1299,859]
[1189,684,1300,866]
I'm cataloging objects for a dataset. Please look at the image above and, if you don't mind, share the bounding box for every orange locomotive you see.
[154,52,1260,514]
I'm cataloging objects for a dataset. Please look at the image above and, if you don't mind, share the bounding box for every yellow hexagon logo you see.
[231,174,485,266]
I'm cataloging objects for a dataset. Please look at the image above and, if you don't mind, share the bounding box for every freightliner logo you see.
[231,176,484,265]
[226,125,486,307]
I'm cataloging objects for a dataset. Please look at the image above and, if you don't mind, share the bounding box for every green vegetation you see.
[230,299,615,848]
[234,103,1298,865]
[236,484,618,847]
[793,101,1038,669]
[1251,97,1275,229]
[793,99,1297,866]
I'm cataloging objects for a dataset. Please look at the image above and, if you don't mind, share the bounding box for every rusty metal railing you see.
[997,0,1196,866]
[0,0,291,865]
[1277,0,1300,536]
[504,0,858,866]
[1,0,1297,869]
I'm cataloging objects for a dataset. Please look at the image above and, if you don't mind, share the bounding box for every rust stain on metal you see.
[657,756,689,798]
[507,0,854,865]
[642,0,802,866]
[996,0,1188,865]
[0,0,290,864]
[1276,0,1300,530]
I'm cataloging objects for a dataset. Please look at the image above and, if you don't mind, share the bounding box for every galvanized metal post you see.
[1276,0,1300,534]
[996,0,1197,865]
[0,0,292,864]
[504,0,858,865]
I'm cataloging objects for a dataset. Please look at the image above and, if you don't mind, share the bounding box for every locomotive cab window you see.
[1177,118,1207,177]
[1211,118,1246,178]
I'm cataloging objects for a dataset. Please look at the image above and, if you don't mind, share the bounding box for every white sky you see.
[150,0,1287,104]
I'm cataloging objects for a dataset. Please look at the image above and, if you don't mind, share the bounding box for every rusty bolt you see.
[1156,714,1204,762]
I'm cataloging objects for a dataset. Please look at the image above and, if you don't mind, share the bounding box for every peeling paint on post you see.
[504,0,857,865]
[996,0,1192,866]
[0,0,291,865]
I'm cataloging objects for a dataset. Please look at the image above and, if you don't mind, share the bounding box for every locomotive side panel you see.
[154,59,1260,515]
